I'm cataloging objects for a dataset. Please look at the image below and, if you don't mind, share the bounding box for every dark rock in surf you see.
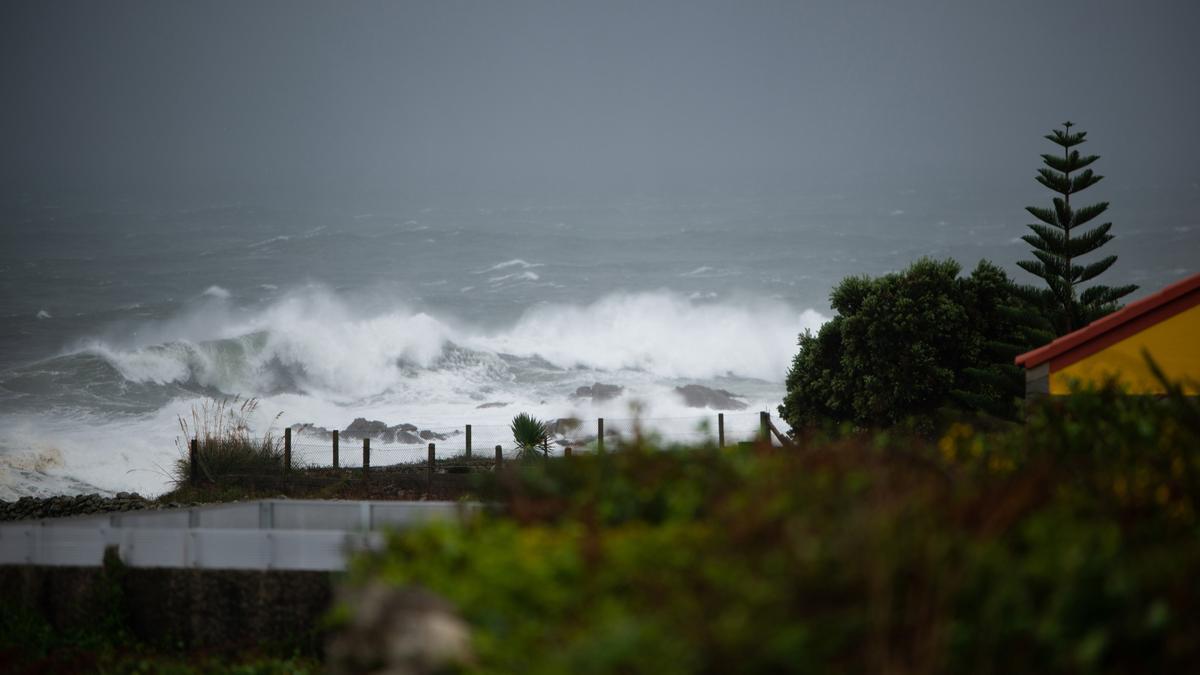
[291,423,334,440]
[673,384,748,411]
[342,418,390,440]
[475,402,509,409]
[572,383,624,402]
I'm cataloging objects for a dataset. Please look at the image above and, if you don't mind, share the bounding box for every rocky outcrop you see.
[342,418,390,440]
[337,419,454,445]
[571,383,624,402]
[673,384,748,410]
[475,402,509,409]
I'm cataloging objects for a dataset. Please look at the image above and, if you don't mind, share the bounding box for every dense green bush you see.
[341,380,1200,674]
[778,258,1049,431]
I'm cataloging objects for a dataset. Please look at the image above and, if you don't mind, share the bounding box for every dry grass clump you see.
[173,397,294,486]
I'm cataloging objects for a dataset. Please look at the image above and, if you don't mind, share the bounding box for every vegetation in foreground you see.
[0,601,317,675]
[340,376,1200,674]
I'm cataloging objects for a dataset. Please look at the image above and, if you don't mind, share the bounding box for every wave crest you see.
[74,287,824,401]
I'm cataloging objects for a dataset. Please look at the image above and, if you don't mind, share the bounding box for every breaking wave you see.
[52,286,824,402]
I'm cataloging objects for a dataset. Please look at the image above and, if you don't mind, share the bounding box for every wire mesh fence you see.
[282,411,776,468]
[178,410,789,495]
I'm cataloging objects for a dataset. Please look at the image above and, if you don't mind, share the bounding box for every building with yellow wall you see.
[1015,272,1200,396]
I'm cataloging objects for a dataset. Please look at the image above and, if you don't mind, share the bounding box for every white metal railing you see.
[0,499,478,571]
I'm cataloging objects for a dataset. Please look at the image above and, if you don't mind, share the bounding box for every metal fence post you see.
[284,428,292,473]
[465,424,472,459]
[718,413,725,448]
[189,438,199,486]
[363,438,370,483]
[597,417,605,453]
[332,430,339,469]
[427,443,435,493]
[759,411,770,444]
[564,446,572,457]
[495,444,503,470]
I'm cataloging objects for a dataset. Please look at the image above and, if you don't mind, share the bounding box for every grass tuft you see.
[172,397,295,487]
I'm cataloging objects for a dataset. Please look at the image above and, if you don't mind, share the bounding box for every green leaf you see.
[1071,202,1109,228]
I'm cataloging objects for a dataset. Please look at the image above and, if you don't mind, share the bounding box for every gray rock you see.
[475,402,509,409]
[673,384,749,411]
[342,418,390,440]
[327,583,472,675]
[572,382,624,402]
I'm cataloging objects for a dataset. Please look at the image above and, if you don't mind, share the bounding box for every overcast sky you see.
[3,0,1198,201]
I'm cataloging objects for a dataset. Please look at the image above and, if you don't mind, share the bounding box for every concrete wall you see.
[0,557,334,653]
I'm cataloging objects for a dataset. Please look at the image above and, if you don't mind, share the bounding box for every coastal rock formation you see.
[334,419,458,445]
[673,384,748,410]
[475,402,509,409]
[342,418,390,440]
[290,423,334,440]
[572,383,624,402]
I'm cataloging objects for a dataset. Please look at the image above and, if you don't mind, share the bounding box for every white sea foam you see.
[474,291,824,381]
[202,285,231,299]
[488,271,540,283]
[478,259,543,274]
[78,285,825,399]
[36,309,52,319]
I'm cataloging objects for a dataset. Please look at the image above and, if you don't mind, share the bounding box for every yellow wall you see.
[1050,303,1200,395]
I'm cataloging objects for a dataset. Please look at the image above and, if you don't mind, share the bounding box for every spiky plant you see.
[510,413,550,459]
[1018,121,1137,335]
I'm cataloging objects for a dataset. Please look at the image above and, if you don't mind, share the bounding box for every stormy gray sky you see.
[3,0,1199,201]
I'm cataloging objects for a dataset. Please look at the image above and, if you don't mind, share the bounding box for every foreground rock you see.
[327,583,472,675]
[674,384,749,410]
[0,493,191,522]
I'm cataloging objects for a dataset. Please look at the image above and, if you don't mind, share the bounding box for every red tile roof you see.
[1015,272,1200,369]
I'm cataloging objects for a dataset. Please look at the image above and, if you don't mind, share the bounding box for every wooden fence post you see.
[427,443,435,493]
[564,446,572,457]
[759,411,770,445]
[189,438,199,486]
[597,417,605,453]
[494,445,503,470]
[332,430,339,469]
[363,438,370,483]
[283,428,292,473]
[718,413,725,448]
[465,425,472,459]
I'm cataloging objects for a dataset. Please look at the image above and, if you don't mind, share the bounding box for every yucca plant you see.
[510,413,550,459]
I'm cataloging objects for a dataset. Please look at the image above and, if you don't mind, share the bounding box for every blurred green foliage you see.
[346,380,1200,674]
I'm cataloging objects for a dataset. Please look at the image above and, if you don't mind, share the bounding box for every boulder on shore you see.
[673,384,749,411]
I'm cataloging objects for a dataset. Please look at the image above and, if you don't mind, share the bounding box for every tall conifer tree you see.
[1018,122,1136,335]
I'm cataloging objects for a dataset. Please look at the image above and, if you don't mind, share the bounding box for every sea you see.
[1,186,1195,498]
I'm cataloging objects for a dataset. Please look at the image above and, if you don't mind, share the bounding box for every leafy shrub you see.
[173,397,294,486]
[343,378,1200,674]
[779,258,1050,431]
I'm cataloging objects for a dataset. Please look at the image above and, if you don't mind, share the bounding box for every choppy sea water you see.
[1,189,1195,498]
